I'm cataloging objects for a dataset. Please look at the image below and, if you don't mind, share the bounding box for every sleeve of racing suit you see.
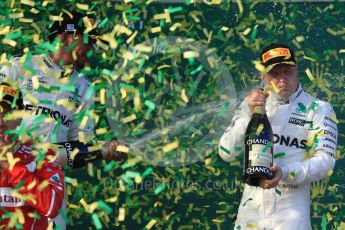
[0,56,21,84]
[6,149,64,218]
[56,141,103,168]
[280,102,337,184]
[218,99,251,162]
[67,78,95,142]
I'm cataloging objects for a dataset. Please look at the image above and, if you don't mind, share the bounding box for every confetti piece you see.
[116,145,129,153]
[256,124,264,135]
[305,68,315,81]
[236,0,244,15]
[183,51,200,59]
[242,28,251,36]
[122,114,137,123]
[321,215,327,230]
[297,103,307,113]
[145,219,158,229]
[118,207,126,221]
[20,0,35,6]
[103,161,116,172]
[327,169,333,176]
[330,113,339,124]
[38,180,50,191]
[275,188,282,196]
[270,81,281,93]
[289,171,296,179]
[76,3,89,11]
[151,26,161,33]
[92,213,103,229]
[154,183,166,195]
[247,223,257,228]
[273,152,285,159]
[181,89,189,103]
[162,141,179,153]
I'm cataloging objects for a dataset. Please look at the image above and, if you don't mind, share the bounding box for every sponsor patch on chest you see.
[288,117,306,127]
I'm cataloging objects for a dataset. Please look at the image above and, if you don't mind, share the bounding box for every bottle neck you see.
[253,105,266,115]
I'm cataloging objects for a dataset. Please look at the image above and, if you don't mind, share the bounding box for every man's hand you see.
[260,165,282,189]
[247,88,269,115]
[102,141,128,162]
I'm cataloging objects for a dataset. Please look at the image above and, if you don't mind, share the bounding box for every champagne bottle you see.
[243,104,274,186]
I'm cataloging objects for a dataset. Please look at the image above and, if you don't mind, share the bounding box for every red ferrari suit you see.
[0,143,64,229]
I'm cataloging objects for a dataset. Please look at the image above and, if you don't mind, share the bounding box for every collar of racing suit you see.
[43,54,78,78]
[269,82,303,105]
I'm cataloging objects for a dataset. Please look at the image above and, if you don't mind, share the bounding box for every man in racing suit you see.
[0,83,64,229]
[0,11,126,228]
[219,43,337,229]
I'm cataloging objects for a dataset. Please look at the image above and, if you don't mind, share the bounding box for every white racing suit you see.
[0,54,95,229]
[219,84,338,230]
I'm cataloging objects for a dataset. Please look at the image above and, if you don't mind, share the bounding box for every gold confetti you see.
[145,219,158,229]
[76,3,89,11]
[162,141,179,153]
[80,198,90,212]
[242,28,251,36]
[20,0,35,6]
[119,207,125,221]
[151,26,161,33]
[126,31,138,44]
[116,145,129,153]
[57,99,74,111]
[38,180,50,191]
[256,124,264,135]
[2,38,17,47]
[270,81,280,93]
[9,13,24,19]
[236,0,244,15]
[122,114,137,123]
[100,88,105,105]
[30,8,39,14]
[247,223,257,228]
[327,169,333,176]
[96,128,107,135]
[305,68,315,81]
[181,89,189,103]
[221,26,229,31]
[330,113,339,124]
[183,51,199,59]
[170,23,182,31]
[134,44,152,52]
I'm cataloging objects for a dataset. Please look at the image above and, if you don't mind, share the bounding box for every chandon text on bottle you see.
[243,104,274,186]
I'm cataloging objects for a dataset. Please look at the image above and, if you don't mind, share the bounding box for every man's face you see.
[57,34,94,68]
[262,64,299,98]
[0,103,21,147]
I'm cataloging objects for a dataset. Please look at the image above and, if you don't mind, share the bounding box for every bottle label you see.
[249,144,272,168]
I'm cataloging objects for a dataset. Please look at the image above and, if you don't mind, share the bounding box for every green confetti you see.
[144,100,156,110]
[275,188,281,196]
[220,145,231,155]
[92,213,103,230]
[297,102,307,113]
[58,209,70,225]
[103,160,116,172]
[98,200,113,214]
[154,183,166,195]
[289,171,296,178]
[142,167,153,177]
[321,215,327,230]
[168,6,183,13]
[273,152,285,159]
